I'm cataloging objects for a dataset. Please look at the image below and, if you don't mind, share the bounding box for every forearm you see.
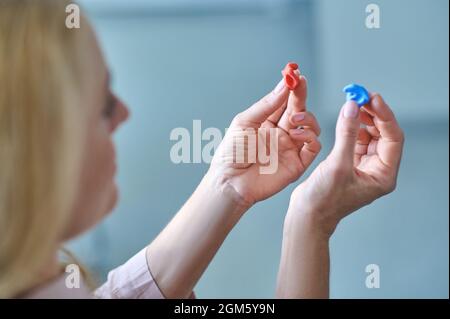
[146,171,250,298]
[276,211,331,299]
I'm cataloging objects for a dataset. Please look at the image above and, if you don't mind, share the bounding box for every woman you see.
[0,0,403,299]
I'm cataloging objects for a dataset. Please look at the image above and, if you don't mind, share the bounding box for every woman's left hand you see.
[210,75,321,207]
[287,93,405,237]
[276,94,404,299]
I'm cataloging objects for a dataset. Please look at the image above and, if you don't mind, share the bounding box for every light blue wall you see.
[69,0,449,298]
[314,0,449,123]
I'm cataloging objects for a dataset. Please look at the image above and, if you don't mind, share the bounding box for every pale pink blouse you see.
[23,248,183,299]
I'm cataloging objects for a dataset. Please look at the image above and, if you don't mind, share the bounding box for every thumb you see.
[330,100,360,165]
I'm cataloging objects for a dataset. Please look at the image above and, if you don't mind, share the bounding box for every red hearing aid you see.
[282,62,300,90]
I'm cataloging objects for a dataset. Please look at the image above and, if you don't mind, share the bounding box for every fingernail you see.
[372,94,383,107]
[293,113,305,122]
[274,78,285,94]
[343,101,359,119]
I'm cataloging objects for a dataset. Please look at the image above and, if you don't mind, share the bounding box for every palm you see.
[293,98,404,220]
[354,125,403,188]
[212,122,306,205]
[210,75,320,205]
[356,134,382,171]
[356,153,387,182]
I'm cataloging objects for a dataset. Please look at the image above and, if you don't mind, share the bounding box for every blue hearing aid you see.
[343,84,369,107]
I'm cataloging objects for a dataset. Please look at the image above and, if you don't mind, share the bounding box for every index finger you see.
[365,93,403,141]
[236,78,289,126]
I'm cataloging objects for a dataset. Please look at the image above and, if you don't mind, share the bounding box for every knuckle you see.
[260,96,273,109]
[340,127,359,139]
[290,187,301,203]
[291,166,303,181]
[398,128,405,143]
[316,140,322,152]
[306,111,315,119]
[233,112,245,123]
[376,176,397,196]
[384,179,397,194]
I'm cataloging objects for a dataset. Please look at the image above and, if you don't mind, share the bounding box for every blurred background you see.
[69,0,449,298]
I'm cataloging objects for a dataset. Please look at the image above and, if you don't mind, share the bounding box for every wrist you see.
[284,206,339,241]
[201,170,252,218]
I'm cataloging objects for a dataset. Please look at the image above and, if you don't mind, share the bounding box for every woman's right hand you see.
[209,74,321,208]
[287,93,404,237]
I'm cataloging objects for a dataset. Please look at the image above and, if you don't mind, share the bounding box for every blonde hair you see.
[0,0,89,297]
